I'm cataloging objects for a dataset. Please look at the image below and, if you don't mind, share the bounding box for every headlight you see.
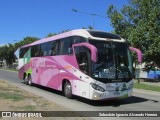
[90,83,105,92]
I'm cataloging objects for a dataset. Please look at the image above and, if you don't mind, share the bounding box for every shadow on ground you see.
[21,82,158,107]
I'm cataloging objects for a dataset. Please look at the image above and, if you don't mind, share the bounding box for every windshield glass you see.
[89,40,132,79]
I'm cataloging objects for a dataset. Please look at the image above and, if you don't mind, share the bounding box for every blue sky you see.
[0,0,128,45]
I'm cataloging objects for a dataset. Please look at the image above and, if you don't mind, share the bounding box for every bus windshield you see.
[89,40,133,80]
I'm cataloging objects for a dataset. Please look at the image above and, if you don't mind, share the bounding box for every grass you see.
[134,82,160,92]
[13,105,36,111]
[0,92,25,101]
[0,80,26,101]
[0,79,69,112]
[0,68,18,71]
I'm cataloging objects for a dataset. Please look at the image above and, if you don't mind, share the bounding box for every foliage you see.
[0,44,15,65]
[4,44,15,66]
[46,29,70,38]
[134,82,160,92]
[46,33,57,38]
[82,26,94,29]
[0,36,38,66]
[107,0,160,67]
[14,36,39,49]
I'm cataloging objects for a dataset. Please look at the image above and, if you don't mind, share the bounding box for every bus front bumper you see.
[89,88,133,100]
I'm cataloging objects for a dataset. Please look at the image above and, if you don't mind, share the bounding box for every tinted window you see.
[29,36,87,57]
[39,41,59,56]
[48,41,58,56]
[58,36,88,55]
[61,37,73,55]
[19,47,29,58]
[31,41,59,57]
[40,43,49,56]
[72,36,87,44]
[87,30,121,40]
[31,45,40,57]
[74,46,91,75]
[19,49,23,58]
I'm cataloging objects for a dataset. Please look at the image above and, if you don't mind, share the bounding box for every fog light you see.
[94,95,97,98]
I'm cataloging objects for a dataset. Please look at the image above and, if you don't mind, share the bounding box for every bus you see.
[18,29,141,100]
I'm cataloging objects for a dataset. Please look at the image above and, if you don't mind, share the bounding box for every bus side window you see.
[19,48,24,58]
[48,42,53,55]
[72,36,87,44]
[54,41,59,55]
[20,47,29,58]
[48,41,57,56]
[61,37,73,55]
[31,45,39,57]
[44,41,53,56]
[40,43,47,56]
[56,40,61,55]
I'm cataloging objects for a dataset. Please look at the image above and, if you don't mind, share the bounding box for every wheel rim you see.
[64,82,72,96]
[24,76,28,84]
[28,75,32,86]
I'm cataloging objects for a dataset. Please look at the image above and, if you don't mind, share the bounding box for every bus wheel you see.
[28,75,33,86]
[64,81,73,98]
[24,75,28,85]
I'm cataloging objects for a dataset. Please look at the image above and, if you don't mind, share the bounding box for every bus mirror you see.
[129,47,142,63]
[73,43,98,62]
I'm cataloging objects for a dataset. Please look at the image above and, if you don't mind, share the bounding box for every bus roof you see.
[21,29,123,49]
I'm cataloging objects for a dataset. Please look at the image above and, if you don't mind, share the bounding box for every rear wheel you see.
[63,81,73,98]
[24,75,28,85]
[28,75,33,86]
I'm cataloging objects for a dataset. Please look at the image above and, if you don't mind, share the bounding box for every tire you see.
[24,75,28,85]
[63,81,73,98]
[28,75,33,86]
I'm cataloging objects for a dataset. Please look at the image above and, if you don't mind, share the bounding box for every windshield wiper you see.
[117,66,131,79]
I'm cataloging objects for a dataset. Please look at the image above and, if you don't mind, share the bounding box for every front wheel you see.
[63,81,73,99]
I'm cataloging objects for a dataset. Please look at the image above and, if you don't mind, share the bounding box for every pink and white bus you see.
[18,29,140,100]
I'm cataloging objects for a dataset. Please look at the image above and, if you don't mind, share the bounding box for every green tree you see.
[46,30,70,38]
[46,33,57,38]
[107,0,160,67]
[82,26,94,29]
[5,44,16,66]
[14,36,39,49]
[0,46,6,61]
[0,44,15,66]
[60,29,70,33]
[0,36,39,66]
